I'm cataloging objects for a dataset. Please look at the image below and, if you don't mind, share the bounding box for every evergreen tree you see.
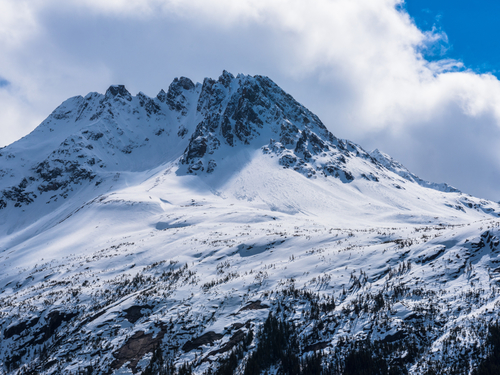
[473,323,500,375]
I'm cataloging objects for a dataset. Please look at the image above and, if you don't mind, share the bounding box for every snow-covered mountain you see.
[1,71,500,374]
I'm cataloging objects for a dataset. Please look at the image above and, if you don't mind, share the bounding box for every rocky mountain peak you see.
[161,77,196,113]
[0,71,481,220]
[181,72,359,180]
[156,88,167,102]
[218,70,235,87]
[105,84,132,101]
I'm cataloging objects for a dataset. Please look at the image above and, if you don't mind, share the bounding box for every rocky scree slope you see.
[1,72,500,375]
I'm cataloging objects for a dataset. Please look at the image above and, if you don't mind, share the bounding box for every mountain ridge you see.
[1,72,500,375]
[0,71,492,225]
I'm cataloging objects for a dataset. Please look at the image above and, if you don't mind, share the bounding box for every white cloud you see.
[98,0,500,135]
[0,87,41,146]
[0,1,39,48]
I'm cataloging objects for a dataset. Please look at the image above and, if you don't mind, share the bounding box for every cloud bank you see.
[1,0,500,200]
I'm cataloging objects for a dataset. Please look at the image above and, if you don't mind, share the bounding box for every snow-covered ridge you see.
[0,71,492,214]
[0,70,499,245]
[370,148,459,193]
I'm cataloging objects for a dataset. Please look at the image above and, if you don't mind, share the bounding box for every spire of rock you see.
[105,85,132,101]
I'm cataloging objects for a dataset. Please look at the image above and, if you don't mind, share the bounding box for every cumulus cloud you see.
[1,0,500,200]
[0,1,39,48]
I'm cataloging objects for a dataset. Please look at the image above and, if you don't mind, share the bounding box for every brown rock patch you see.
[238,300,269,312]
[111,329,165,373]
[182,331,223,352]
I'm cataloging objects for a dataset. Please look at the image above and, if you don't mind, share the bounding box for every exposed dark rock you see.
[304,341,330,352]
[105,85,132,101]
[221,117,234,146]
[182,331,224,352]
[35,311,78,344]
[138,92,161,116]
[82,130,104,141]
[206,329,246,357]
[361,173,379,182]
[280,122,299,146]
[165,77,195,113]
[121,144,135,154]
[4,317,40,339]
[322,164,354,182]
[179,72,365,185]
[19,177,28,189]
[230,322,246,330]
[218,70,235,88]
[294,131,313,161]
[207,160,217,174]
[124,305,152,324]
[380,330,406,343]
[2,183,36,207]
[279,154,298,168]
[177,77,195,91]
[177,126,188,138]
[185,137,207,162]
[111,329,166,373]
[52,111,72,120]
[35,158,96,194]
[156,89,167,102]
[238,300,269,312]
[187,160,204,174]
[417,247,447,265]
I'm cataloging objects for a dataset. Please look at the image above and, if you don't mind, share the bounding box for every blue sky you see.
[406,0,500,76]
[1,0,500,201]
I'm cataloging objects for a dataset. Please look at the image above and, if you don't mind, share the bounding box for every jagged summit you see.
[105,84,132,101]
[179,71,339,175]
[0,71,498,230]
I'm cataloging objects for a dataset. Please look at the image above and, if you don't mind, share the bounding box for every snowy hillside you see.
[1,72,500,374]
